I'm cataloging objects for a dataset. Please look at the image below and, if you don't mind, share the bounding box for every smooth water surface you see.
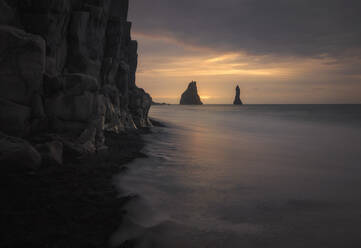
[113,105,361,248]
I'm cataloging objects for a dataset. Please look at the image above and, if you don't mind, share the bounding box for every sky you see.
[128,0,361,104]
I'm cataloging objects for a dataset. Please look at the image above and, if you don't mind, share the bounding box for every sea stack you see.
[180,81,203,105]
[233,85,243,105]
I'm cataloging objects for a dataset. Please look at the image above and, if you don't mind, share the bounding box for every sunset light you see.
[2,1,361,247]
[132,30,361,104]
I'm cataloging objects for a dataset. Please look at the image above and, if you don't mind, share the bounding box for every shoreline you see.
[1,130,149,248]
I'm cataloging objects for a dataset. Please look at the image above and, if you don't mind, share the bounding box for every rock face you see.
[0,0,152,165]
[36,141,63,166]
[233,85,243,105]
[180,81,203,105]
[0,132,42,170]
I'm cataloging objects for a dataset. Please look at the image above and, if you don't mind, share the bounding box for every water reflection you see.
[112,105,361,247]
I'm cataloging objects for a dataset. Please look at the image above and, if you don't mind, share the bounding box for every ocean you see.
[112,105,361,248]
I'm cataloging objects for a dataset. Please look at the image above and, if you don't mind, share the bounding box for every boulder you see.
[61,128,97,157]
[233,85,243,105]
[0,26,46,105]
[0,132,42,170]
[36,141,63,166]
[180,81,203,105]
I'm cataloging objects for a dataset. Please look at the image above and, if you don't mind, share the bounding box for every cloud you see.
[129,0,361,59]
[129,0,361,104]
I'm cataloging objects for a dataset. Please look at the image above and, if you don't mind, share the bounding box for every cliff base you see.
[1,131,146,248]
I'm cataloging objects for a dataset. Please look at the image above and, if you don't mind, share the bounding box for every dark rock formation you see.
[233,85,243,105]
[0,132,42,170]
[180,81,203,105]
[36,141,63,166]
[152,101,169,105]
[0,0,152,166]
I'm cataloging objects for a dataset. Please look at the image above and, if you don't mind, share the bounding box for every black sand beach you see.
[1,131,148,248]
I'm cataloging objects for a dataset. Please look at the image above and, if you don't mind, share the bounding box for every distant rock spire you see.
[233,85,243,105]
[180,81,203,105]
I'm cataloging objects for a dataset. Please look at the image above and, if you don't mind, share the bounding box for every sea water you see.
[113,105,361,248]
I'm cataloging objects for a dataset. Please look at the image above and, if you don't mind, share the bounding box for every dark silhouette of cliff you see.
[180,81,203,105]
[0,1,154,246]
[0,0,152,164]
[233,85,243,105]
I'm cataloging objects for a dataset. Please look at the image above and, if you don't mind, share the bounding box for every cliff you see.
[0,0,152,165]
[233,85,243,105]
[180,81,203,105]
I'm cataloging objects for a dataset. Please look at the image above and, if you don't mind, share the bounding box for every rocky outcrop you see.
[0,0,152,167]
[0,132,42,170]
[180,81,203,105]
[152,101,169,105]
[36,141,63,166]
[233,85,243,105]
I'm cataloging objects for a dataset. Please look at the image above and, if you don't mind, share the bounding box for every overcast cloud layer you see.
[130,0,361,58]
[129,0,361,103]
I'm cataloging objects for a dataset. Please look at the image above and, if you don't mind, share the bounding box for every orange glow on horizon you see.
[200,96,211,100]
[132,31,361,104]
[138,51,292,78]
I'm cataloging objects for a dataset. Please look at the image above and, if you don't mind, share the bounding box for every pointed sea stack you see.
[233,85,243,105]
[180,81,203,105]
